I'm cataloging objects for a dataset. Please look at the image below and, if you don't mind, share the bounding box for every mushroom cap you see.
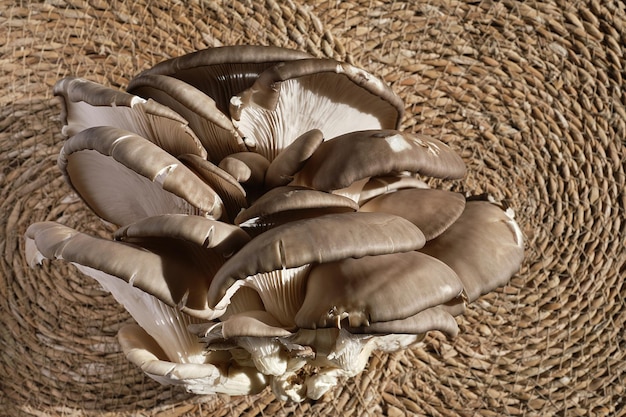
[235,186,359,229]
[218,152,270,186]
[178,153,248,223]
[357,174,430,205]
[53,77,207,158]
[118,324,268,395]
[359,189,466,240]
[231,59,404,161]
[58,126,223,225]
[25,217,247,319]
[127,74,246,162]
[134,45,312,114]
[217,310,293,339]
[208,212,427,307]
[420,199,525,302]
[292,130,467,191]
[264,129,324,189]
[294,251,464,329]
[346,303,463,338]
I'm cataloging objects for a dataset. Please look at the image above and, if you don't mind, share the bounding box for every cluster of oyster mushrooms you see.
[25,46,524,401]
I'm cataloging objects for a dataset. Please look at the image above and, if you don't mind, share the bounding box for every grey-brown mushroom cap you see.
[264,129,324,189]
[234,186,359,227]
[127,74,247,162]
[25,221,224,317]
[54,77,207,158]
[217,310,293,340]
[179,153,248,223]
[114,214,250,257]
[346,305,461,338]
[294,251,464,328]
[59,126,223,225]
[208,212,427,307]
[292,130,467,191]
[359,189,466,241]
[420,200,525,302]
[135,46,312,114]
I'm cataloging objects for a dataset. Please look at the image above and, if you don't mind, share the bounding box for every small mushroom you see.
[235,186,358,232]
[200,310,293,376]
[357,174,430,205]
[420,199,525,302]
[292,130,466,193]
[127,74,247,162]
[178,153,248,222]
[218,152,271,195]
[230,59,404,160]
[264,129,324,189]
[54,77,207,158]
[118,324,268,395]
[294,251,464,329]
[59,126,224,225]
[135,45,312,114]
[359,188,466,240]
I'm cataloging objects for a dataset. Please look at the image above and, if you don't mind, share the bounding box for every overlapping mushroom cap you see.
[26,45,524,402]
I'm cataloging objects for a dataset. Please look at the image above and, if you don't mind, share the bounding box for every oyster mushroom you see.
[235,186,358,232]
[208,212,427,323]
[25,216,250,321]
[359,188,466,240]
[292,130,467,193]
[230,59,404,160]
[59,126,224,225]
[264,129,324,189]
[127,74,247,162]
[53,77,207,158]
[294,251,464,329]
[118,324,267,395]
[135,45,312,114]
[421,199,525,301]
[198,310,293,376]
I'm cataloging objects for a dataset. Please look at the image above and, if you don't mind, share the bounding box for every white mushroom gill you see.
[76,265,206,364]
[235,74,395,161]
[26,45,524,402]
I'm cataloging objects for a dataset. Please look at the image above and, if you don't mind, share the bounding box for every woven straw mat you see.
[1,1,624,416]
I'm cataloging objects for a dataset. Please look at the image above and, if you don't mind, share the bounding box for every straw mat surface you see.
[1,1,624,416]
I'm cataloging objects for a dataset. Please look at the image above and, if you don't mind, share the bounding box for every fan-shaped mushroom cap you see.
[265,129,324,189]
[295,251,463,329]
[118,324,268,395]
[127,74,247,162]
[360,189,466,240]
[178,153,248,222]
[235,186,358,230]
[218,152,270,187]
[213,310,293,340]
[135,45,312,114]
[230,59,404,161]
[420,199,525,302]
[25,218,247,320]
[58,126,224,225]
[292,130,467,191]
[208,212,427,309]
[54,77,207,158]
[346,305,461,338]
[357,174,430,205]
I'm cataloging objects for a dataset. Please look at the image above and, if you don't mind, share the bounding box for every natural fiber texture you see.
[1,0,624,415]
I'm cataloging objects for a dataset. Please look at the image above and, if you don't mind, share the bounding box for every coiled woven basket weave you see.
[1,1,624,416]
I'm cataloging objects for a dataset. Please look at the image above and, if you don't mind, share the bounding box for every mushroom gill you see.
[26,45,524,400]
